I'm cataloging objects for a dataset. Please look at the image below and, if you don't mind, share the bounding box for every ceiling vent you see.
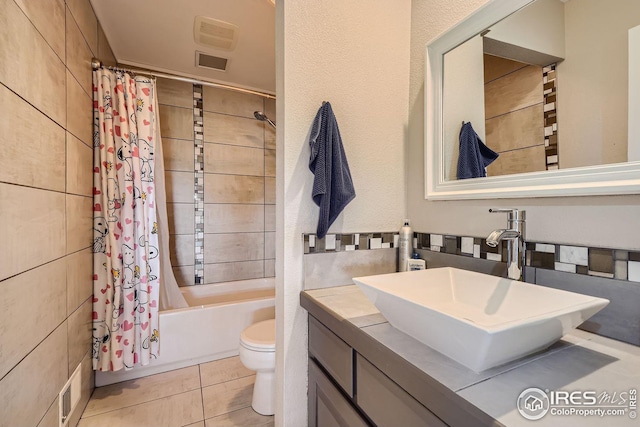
[194,16,239,51]
[196,51,228,72]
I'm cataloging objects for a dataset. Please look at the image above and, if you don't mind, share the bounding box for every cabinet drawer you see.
[356,354,448,427]
[308,315,353,396]
[309,358,370,427]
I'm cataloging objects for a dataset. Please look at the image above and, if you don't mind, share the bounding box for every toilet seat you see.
[240,319,275,352]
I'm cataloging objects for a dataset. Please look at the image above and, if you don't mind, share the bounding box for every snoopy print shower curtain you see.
[92,69,160,371]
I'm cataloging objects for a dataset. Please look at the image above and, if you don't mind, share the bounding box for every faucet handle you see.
[489,208,525,221]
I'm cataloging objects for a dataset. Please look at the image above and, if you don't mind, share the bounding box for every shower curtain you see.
[92,68,186,372]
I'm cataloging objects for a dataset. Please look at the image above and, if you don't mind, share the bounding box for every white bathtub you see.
[95,278,275,386]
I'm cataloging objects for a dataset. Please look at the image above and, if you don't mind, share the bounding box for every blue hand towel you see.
[309,102,356,239]
[457,122,499,179]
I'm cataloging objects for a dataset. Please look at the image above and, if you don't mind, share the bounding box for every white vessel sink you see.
[353,267,609,372]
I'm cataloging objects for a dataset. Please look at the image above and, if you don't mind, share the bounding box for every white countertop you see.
[304,285,640,427]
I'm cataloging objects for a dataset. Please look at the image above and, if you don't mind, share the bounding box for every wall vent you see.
[196,52,228,72]
[194,16,239,51]
[58,364,82,427]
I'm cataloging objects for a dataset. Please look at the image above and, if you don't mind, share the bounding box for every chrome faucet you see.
[486,209,526,281]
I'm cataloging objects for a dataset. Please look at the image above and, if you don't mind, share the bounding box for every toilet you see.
[239,318,276,415]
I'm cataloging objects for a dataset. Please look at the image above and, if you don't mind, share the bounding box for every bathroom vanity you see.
[301,285,640,427]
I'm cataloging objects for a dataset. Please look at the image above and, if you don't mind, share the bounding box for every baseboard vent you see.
[196,51,228,72]
[59,364,82,427]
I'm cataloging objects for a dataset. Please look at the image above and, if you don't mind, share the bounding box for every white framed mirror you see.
[425,0,640,200]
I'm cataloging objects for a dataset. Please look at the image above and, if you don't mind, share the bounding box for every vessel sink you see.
[353,267,609,372]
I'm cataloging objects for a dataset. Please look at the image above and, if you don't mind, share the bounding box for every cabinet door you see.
[356,354,448,427]
[309,358,370,427]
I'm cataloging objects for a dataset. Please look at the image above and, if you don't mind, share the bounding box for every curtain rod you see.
[91,58,276,100]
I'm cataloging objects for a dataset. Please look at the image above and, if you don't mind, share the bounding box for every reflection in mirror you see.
[442,0,640,181]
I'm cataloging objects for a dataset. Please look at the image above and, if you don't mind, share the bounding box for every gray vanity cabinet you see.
[308,315,448,427]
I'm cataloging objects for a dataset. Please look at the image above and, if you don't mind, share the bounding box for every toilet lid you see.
[241,319,275,350]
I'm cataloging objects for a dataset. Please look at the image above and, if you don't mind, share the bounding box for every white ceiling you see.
[91,0,276,94]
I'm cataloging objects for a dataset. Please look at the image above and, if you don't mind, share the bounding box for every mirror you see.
[425,0,640,199]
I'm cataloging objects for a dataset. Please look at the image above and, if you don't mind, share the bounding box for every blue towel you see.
[309,102,356,239]
[457,122,499,179]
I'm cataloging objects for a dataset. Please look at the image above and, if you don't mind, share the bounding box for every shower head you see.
[254,111,276,129]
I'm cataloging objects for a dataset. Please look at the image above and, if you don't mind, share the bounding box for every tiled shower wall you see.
[158,79,276,286]
[0,0,116,425]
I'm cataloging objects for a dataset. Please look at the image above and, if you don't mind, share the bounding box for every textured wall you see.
[0,0,116,425]
[408,0,640,250]
[276,0,411,424]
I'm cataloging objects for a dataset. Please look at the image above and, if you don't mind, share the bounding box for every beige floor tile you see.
[79,389,204,427]
[205,407,273,427]
[159,105,194,140]
[204,233,264,263]
[205,204,264,234]
[202,376,255,419]
[204,144,264,176]
[83,366,201,418]
[204,174,264,204]
[200,357,254,388]
[66,0,98,55]
[203,112,263,148]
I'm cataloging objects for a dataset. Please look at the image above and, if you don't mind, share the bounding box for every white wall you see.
[276,1,411,425]
[443,35,486,180]
[408,0,640,251]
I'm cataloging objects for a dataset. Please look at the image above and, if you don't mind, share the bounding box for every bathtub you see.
[95,278,275,386]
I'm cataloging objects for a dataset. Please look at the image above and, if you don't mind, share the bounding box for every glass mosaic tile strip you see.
[193,84,205,284]
[543,64,559,170]
[303,231,640,284]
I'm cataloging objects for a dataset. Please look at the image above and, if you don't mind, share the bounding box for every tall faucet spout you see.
[486,229,520,247]
[487,209,527,281]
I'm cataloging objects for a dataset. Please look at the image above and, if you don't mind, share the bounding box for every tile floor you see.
[79,356,273,427]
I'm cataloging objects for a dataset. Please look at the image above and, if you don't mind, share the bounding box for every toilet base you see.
[252,370,275,416]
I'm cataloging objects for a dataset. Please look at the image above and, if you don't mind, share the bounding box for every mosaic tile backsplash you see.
[303,232,640,283]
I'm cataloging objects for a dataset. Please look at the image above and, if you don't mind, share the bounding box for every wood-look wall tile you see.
[65,7,92,96]
[66,194,92,254]
[483,54,527,84]
[0,85,65,191]
[97,23,116,67]
[204,174,264,204]
[202,86,262,118]
[66,69,93,146]
[204,261,264,284]
[0,183,66,281]
[0,324,68,427]
[12,0,65,60]
[67,297,92,374]
[0,258,66,379]
[165,171,195,204]
[204,233,264,263]
[169,234,195,267]
[265,232,275,260]
[265,124,275,150]
[204,144,264,176]
[173,265,194,287]
[484,65,543,119]
[203,112,263,148]
[264,205,275,232]
[486,145,546,177]
[264,98,275,122]
[0,0,66,126]
[66,248,92,316]
[159,105,194,140]
[264,259,275,278]
[163,138,195,172]
[485,104,544,153]
[37,398,59,427]
[265,149,275,177]
[66,0,97,56]
[167,203,195,235]
[265,177,276,204]
[66,132,92,196]
[205,204,264,234]
[157,78,193,108]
